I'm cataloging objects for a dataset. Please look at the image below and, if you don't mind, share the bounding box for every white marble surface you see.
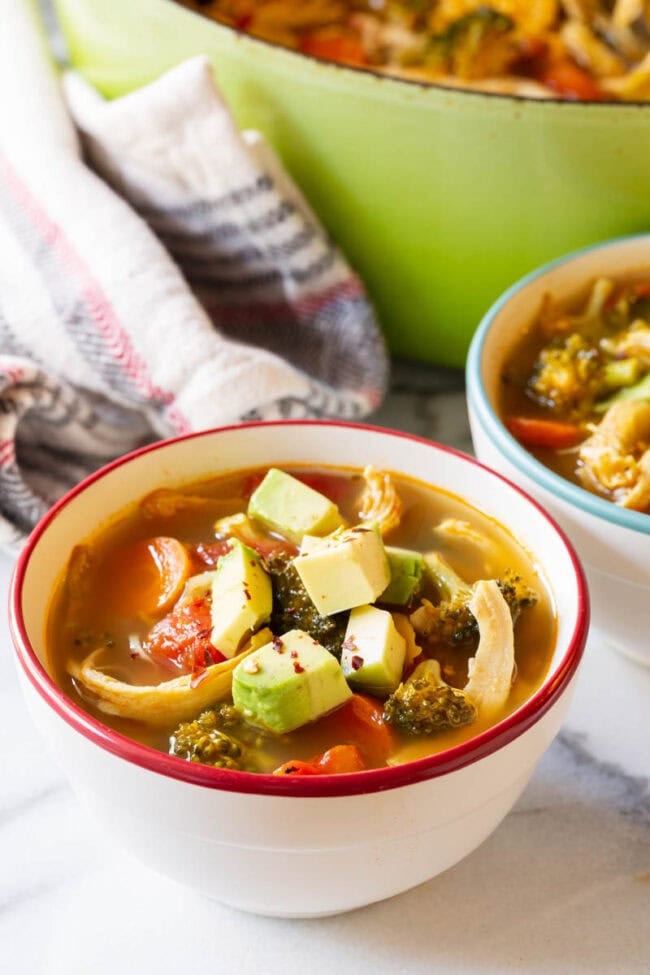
[1,365,649,974]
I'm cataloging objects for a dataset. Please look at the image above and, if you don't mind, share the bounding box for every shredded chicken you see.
[436,518,486,545]
[141,488,243,520]
[464,580,515,716]
[561,20,626,76]
[608,322,650,365]
[67,628,272,724]
[578,399,650,508]
[358,466,402,536]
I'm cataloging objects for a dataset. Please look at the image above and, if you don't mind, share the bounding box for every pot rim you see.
[178,0,650,110]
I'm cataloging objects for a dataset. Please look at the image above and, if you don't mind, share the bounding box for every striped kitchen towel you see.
[0,2,388,550]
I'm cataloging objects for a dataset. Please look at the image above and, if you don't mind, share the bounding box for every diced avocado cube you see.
[232,629,352,733]
[248,468,344,545]
[210,540,272,658]
[379,546,425,605]
[292,525,390,616]
[341,605,406,696]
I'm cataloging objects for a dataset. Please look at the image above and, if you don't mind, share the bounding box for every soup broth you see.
[47,465,556,774]
[500,276,650,515]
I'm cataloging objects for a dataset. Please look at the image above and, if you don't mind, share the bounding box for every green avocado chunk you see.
[232,629,352,733]
[210,540,272,658]
[248,468,344,545]
[379,546,425,605]
[341,605,406,697]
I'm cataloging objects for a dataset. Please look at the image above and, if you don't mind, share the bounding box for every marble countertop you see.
[1,363,648,974]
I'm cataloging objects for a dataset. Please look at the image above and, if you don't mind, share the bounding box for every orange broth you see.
[47,466,556,771]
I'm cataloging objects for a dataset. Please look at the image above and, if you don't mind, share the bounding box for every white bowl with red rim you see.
[10,421,588,917]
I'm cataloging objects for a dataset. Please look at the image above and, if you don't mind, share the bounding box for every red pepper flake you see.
[272,636,284,653]
[293,660,305,674]
[243,587,251,601]
[290,649,298,658]
[342,636,357,653]
[351,655,364,671]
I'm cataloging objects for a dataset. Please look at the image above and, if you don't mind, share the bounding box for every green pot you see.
[54,0,650,366]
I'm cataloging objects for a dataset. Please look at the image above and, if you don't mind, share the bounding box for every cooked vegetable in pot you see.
[500,276,650,513]
[181,0,650,100]
[48,464,554,773]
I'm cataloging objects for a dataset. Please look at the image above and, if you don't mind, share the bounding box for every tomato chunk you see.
[316,694,396,766]
[144,596,225,675]
[537,58,606,101]
[273,745,366,776]
[299,32,367,67]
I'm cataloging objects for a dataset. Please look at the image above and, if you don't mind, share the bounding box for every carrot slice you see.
[104,536,190,618]
[505,416,583,449]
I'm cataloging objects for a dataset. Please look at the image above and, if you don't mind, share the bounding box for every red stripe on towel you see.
[0,440,16,466]
[0,154,189,434]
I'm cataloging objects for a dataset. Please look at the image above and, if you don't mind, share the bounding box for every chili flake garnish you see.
[351,655,364,671]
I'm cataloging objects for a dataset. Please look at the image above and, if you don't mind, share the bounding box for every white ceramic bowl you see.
[10,421,588,917]
[467,235,650,669]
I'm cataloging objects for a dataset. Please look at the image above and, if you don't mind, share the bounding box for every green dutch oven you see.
[54,0,650,366]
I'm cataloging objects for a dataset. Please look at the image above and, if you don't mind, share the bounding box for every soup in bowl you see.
[467,234,650,668]
[10,421,588,916]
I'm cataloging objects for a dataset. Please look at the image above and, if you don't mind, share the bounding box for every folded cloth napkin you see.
[0,1,388,550]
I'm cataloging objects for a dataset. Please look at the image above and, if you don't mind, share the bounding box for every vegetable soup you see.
[48,465,556,775]
[500,276,650,514]
[180,1,650,101]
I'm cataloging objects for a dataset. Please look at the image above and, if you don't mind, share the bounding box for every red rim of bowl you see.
[9,420,589,798]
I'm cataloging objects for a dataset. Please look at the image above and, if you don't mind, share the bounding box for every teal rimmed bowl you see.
[52,0,650,367]
[467,234,650,667]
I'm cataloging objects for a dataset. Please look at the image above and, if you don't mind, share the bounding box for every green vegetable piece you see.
[383,659,476,736]
[341,605,406,697]
[232,629,352,734]
[595,370,650,413]
[248,468,343,545]
[170,703,272,771]
[379,546,424,605]
[210,540,272,658]
[268,553,348,659]
[602,357,642,391]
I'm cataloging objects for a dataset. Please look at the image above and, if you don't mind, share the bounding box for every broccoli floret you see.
[410,556,537,647]
[410,553,478,647]
[267,553,348,658]
[497,570,538,625]
[528,333,603,418]
[425,8,516,80]
[383,659,477,735]
[170,703,269,771]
